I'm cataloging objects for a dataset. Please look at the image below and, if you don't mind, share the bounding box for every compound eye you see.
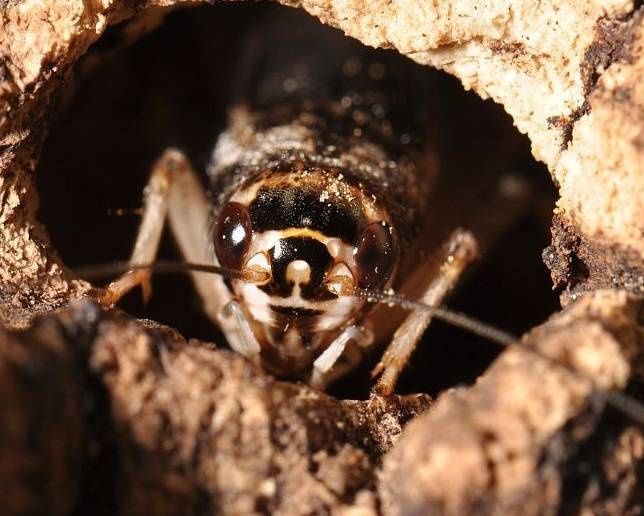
[214,202,253,269]
[355,222,397,289]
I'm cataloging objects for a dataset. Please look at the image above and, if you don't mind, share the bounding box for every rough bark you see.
[379,290,643,515]
[0,301,430,515]
[1,0,643,322]
[0,292,640,515]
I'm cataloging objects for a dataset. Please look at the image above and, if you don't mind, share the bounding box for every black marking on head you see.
[262,236,335,300]
[268,305,324,335]
[249,186,362,243]
[270,305,323,318]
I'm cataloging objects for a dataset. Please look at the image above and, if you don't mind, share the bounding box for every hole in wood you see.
[35,3,559,399]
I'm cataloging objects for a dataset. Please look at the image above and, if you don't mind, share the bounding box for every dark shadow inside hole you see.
[36,3,559,400]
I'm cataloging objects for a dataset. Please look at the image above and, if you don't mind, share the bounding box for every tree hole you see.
[36,3,559,399]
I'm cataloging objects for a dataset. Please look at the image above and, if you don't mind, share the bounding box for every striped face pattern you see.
[213,165,398,372]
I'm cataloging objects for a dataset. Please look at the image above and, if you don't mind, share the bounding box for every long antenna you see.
[352,287,517,345]
[75,260,247,281]
[74,259,644,426]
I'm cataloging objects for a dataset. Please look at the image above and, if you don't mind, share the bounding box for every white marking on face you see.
[233,279,363,333]
[235,282,275,325]
[286,260,311,285]
[315,296,361,331]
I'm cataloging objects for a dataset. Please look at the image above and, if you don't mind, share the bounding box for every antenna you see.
[352,287,517,345]
[75,260,253,282]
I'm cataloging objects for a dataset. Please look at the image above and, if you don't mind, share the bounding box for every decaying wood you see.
[0,301,430,515]
[379,290,643,515]
[0,292,640,515]
[0,1,642,515]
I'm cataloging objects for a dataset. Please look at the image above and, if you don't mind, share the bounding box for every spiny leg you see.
[94,148,212,309]
[91,147,261,360]
[372,229,479,395]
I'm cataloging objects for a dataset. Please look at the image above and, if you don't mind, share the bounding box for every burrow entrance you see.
[36,3,559,399]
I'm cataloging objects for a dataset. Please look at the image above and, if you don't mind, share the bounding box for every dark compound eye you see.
[355,221,397,289]
[214,202,253,269]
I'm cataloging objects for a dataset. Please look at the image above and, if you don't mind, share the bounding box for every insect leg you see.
[94,149,216,315]
[219,300,261,358]
[90,147,260,360]
[372,229,479,395]
[309,325,373,389]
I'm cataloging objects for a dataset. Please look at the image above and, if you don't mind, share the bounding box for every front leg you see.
[95,150,176,306]
[308,325,374,389]
[372,229,479,395]
[92,149,217,315]
[89,148,260,362]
